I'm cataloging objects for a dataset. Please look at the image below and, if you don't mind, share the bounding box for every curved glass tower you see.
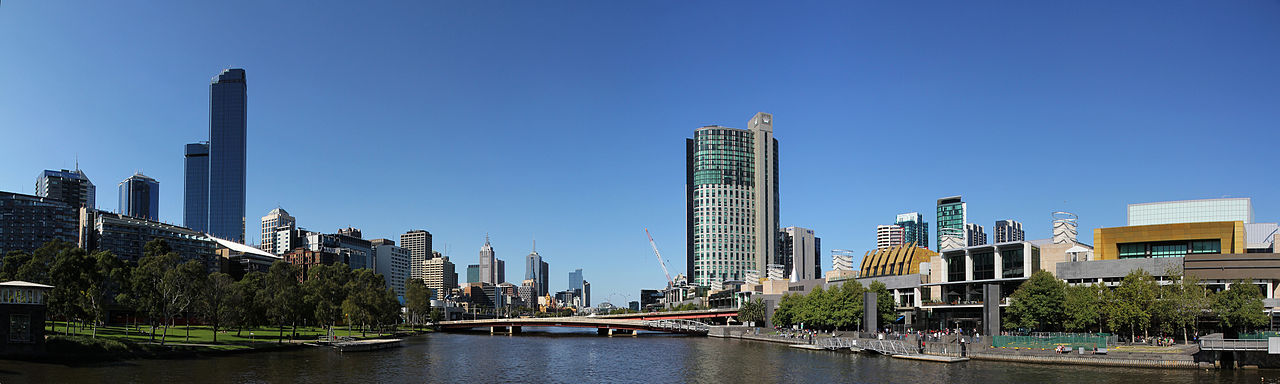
[686,112,778,287]
[207,68,247,243]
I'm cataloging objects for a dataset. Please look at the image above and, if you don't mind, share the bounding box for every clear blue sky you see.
[2,1,1278,304]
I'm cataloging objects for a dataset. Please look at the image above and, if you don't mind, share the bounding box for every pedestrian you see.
[960,336,968,357]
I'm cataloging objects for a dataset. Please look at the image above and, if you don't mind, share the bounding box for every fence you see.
[991,334,1110,350]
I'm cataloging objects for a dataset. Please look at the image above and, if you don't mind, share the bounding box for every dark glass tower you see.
[118,173,159,221]
[208,68,247,243]
[183,142,209,232]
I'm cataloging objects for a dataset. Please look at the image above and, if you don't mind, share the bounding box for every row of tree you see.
[769,280,896,330]
[0,239,412,344]
[1006,269,1268,341]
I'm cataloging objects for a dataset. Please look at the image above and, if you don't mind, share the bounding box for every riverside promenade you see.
[709,326,1208,369]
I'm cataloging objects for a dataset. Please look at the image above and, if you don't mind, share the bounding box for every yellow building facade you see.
[859,243,938,277]
[1093,221,1245,260]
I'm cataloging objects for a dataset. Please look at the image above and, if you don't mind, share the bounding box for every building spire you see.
[485,233,490,246]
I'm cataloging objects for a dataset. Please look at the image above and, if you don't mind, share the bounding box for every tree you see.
[132,240,180,343]
[868,281,896,329]
[833,281,865,330]
[342,269,398,337]
[262,261,304,343]
[166,260,207,343]
[739,298,766,326]
[200,272,240,343]
[1111,270,1158,341]
[772,293,801,327]
[798,286,830,329]
[404,278,431,328]
[1005,270,1067,331]
[429,308,444,323]
[84,251,128,338]
[48,247,91,335]
[0,250,32,281]
[1213,280,1267,337]
[233,271,267,337]
[304,263,351,336]
[1063,284,1102,333]
[1162,271,1210,343]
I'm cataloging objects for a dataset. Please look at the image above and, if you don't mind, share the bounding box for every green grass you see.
[45,322,422,346]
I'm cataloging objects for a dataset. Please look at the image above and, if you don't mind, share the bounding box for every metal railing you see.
[859,339,916,355]
[816,337,858,350]
[642,319,710,333]
[1199,339,1268,351]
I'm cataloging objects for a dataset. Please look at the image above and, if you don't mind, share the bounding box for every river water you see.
[1,328,1276,383]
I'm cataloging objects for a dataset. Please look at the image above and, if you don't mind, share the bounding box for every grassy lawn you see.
[45,322,419,346]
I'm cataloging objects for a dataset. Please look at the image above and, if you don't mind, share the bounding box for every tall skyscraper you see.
[539,260,549,297]
[478,235,496,284]
[260,208,295,254]
[780,227,820,282]
[183,142,210,233]
[582,280,591,307]
[894,212,929,249]
[936,196,967,251]
[525,241,548,298]
[401,230,433,280]
[995,219,1025,243]
[207,68,247,243]
[466,264,480,284]
[966,223,988,246]
[876,225,905,249]
[118,173,159,221]
[686,112,779,287]
[569,268,584,304]
[424,256,457,299]
[37,169,95,210]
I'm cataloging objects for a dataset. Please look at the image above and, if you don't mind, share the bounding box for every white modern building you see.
[372,240,411,297]
[831,249,857,271]
[877,225,905,249]
[686,112,779,287]
[260,208,295,255]
[1127,198,1253,226]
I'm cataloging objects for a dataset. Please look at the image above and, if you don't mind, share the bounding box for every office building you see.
[686,112,779,287]
[966,223,987,246]
[780,226,820,282]
[118,173,159,221]
[205,68,248,243]
[569,268,584,296]
[401,229,433,280]
[525,243,549,297]
[371,239,410,297]
[994,220,1024,243]
[478,235,497,284]
[284,247,343,280]
[424,256,457,300]
[467,264,480,284]
[183,143,210,233]
[302,231,372,269]
[925,241,1041,329]
[0,191,77,253]
[213,236,279,279]
[936,196,966,251]
[539,259,550,296]
[895,212,929,250]
[1128,198,1253,226]
[876,225,904,249]
[81,209,216,270]
[496,259,505,283]
[260,208,295,255]
[36,169,95,210]
[582,280,591,307]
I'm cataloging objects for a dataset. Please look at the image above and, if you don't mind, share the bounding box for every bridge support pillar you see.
[598,328,609,336]
[511,326,521,334]
[490,326,510,334]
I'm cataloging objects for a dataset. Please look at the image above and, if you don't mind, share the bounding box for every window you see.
[1191,240,1221,254]
[9,314,30,343]
[1002,248,1024,278]
[947,255,965,282]
[1118,243,1146,258]
[972,251,994,280]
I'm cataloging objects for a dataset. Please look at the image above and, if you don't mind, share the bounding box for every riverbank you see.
[710,326,1208,369]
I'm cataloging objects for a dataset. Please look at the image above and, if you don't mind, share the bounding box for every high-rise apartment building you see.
[401,230,433,281]
[371,239,411,297]
[0,191,76,253]
[780,227,820,282]
[686,112,779,287]
[895,212,929,249]
[260,208,295,255]
[118,173,159,221]
[37,169,95,210]
[424,256,457,299]
[876,225,905,249]
[994,219,1025,243]
[183,143,209,233]
[831,249,857,272]
[936,196,967,251]
[966,223,988,246]
[186,68,249,243]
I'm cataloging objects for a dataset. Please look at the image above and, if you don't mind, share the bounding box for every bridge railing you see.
[1200,339,1268,351]
[642,319,710,333]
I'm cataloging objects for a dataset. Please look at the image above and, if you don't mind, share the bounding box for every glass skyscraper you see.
[36,169,95,210]
[118,173,159,221]
[183,143,209,232]
[895,212,929,249]
[686,112,779,287]
[185,69,247,242]
[936,196,967,251]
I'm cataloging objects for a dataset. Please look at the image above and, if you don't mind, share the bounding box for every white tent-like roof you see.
[209,236,280,259]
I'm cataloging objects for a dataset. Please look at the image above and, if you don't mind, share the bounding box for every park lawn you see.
[44,322,411,346]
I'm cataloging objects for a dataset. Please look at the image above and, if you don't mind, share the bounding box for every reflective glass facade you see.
[183,143,209,232]
[208,69,247,243]
[1127,198,1252,226]
[118,173,159,221]
[936,196,966,249]
[36,169,95,210]
[686,114,779,287]
[895,212,929,249]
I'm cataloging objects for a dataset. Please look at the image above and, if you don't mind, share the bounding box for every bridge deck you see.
[438,317,710,334]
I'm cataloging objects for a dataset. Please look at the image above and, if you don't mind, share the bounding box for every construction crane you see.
[645,228,674,288]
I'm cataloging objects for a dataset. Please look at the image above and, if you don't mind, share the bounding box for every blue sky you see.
[2,1,1278,304]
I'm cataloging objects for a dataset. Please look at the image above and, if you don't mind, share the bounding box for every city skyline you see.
[2,2,1280,301]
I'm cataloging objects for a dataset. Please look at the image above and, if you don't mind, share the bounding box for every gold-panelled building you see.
[859,243,938,277]
[1093,221,1245,260]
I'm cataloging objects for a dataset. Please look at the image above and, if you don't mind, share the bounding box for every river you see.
[0,328,1275,383]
